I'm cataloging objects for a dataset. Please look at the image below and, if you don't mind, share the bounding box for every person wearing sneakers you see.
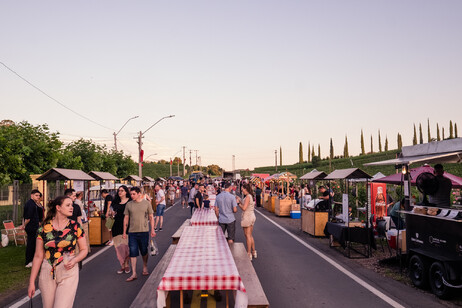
[102,189,114,246]
[154,184,166,232]
[123,187,155,282]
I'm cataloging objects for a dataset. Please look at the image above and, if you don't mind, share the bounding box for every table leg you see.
[226,290,229,308]
[180,290,183,308]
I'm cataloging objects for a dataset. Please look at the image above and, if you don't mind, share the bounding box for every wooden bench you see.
[171,219,190,244]
[130,244,177,308]
[229,243,270,308]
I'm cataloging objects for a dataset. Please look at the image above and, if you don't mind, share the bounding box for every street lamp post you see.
[114,115,139,151]
[136,115,175,178]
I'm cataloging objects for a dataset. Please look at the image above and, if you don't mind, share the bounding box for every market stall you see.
[365,138,462,298]
[87,171,119,245]
[299,170,328,236]
[274,172,297,216]
[123,174,143,186]
[323,168,374,258]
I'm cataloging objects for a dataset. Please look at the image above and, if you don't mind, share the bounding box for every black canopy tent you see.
[323,168,374,258]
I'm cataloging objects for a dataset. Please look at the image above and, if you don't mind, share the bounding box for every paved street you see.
[10,198,454,308]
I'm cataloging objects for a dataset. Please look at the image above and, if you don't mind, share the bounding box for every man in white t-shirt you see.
[154,184,166,231]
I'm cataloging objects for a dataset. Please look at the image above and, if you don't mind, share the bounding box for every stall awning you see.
[325,168,372,180]
[143,176,155,182]
[300,170,327,180]
[88,171,119,181]
[373,164,462,188]
[37,168,95,181]
[364,138,462,166]
[123,175,143,182]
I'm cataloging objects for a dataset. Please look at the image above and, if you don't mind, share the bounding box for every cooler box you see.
[386,229,406,252]
[290,210,301,219]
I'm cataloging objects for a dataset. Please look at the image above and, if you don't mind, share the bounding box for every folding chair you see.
[2,220,26,246]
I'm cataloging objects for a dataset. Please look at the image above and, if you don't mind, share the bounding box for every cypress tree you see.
[307,142,311,162]
[344,135,349,158]
[413,124,417,145]
[437,123,441,141]
[370,135,373,153]
[299,142,303,164]
[312,145,315,160]
[427,118,431,142]
[385,136,389,151]
[450,120,454,139]
[419,123,423,144]
[397,133,403,150]
[329,138,334,160]
[280,146,282,166]
[318,144,321,158]
[378,130,382,152]
[455,123,458,138]
[360,130,365,155]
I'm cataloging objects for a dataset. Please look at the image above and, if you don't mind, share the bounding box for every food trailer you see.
[365,138,462,298]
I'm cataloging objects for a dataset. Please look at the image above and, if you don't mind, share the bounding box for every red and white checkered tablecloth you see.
[190,208,218,226]
[157,226,247,307]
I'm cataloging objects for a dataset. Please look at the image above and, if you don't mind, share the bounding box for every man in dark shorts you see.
[214,183,238,243]
[181,182,189,208]
[123,187,155,282]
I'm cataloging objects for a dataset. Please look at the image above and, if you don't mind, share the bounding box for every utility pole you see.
[232,155,235,172]
[170,157,172,177]
[195,150,198,166]
[189,150,192,171]
[114,115,139,151]
[183,146,186,176]
[177,158,180,176]
[136,131,143,178]
[275,150,278,172]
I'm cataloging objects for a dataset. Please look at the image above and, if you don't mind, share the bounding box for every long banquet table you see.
[190,208,219,226]
[157,226,248,307]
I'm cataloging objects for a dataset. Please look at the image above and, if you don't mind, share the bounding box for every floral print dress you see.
[37,220,84,278]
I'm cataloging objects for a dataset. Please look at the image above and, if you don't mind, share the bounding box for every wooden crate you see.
[302,209,328,237]
[270,196,277,213]
[275,198,292,216]
[89,217,111,245]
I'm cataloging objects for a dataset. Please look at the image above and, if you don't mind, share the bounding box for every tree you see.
[378,130,382,152]
[299,142,303,164]
[413,124,417,145]
[360,130,365,155]
[329,138,334,160]
[370,135,373,153]
[450,120,454,139]
[206,164,223,176]
[437,123,441,141]
[64,139,106,172]
[419,123,423,144]
[312,145,315,161]
[0,121,62,184]
[397,133,403,150]
[385,136,389,151]
[172,157,182,164]
[307,142,311,162]
[279,146,282,166]
[318,144,321,158]
[343,135,349,158]
[311,155,321,167]
[427,118,431,142]
[455,123,459,138]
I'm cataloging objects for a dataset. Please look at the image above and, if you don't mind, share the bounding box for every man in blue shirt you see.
[215,183,238,243]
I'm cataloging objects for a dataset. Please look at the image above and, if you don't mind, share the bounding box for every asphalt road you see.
[9,197,454,308]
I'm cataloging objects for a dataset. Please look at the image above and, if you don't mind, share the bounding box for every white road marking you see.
[255,210,406,308]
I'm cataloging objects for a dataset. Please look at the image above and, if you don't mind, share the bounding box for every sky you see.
[1,1,462,171]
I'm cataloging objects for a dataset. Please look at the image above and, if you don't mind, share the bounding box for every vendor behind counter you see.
[428,164,452,208]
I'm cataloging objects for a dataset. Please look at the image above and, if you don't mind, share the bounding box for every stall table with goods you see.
[299,170,328,236]
[157,226,248,308]
[190,208,218,226]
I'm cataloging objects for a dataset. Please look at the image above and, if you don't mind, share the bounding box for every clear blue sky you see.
[1,1,461,171]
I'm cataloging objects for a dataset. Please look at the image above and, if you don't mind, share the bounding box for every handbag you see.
[105,217,115,231]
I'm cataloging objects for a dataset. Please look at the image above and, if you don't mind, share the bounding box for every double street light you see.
[136,115,175,178]
[113,115,139,151]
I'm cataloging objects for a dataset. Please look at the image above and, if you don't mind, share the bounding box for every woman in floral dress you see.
[28,195,88,308]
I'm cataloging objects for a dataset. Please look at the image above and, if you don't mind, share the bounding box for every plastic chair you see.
[2,220,26,246]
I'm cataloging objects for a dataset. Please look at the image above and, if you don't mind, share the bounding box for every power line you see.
[0,61,114,131]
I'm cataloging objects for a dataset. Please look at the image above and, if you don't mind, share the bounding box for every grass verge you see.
[0,245,29,297]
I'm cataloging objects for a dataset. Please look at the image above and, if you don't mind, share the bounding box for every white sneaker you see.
[25,262,32,268]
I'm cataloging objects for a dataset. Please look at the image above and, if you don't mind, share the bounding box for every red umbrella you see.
[373,164,462,188]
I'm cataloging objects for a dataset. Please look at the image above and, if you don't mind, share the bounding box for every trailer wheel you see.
[429,261,452,299]
[409,254,428,288]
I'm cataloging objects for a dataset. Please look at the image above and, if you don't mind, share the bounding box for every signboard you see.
[342,194,349,225]
[74,181,84,192]
[370,182,387,219]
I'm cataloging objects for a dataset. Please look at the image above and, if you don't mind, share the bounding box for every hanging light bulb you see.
[402,165,407,175]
